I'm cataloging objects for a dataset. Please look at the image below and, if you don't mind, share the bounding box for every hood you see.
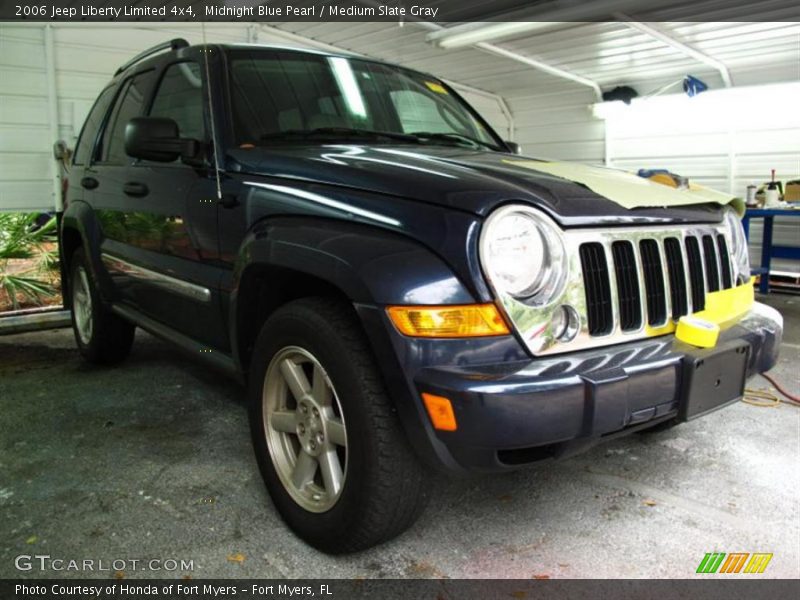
[227,144,732,226]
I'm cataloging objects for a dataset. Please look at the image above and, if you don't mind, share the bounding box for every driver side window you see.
[99,71,154,165]
[149,62,206,142]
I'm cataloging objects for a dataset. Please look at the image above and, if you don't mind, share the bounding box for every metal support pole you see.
[44,25,62,212]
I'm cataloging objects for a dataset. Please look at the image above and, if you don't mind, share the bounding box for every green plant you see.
[0,213,59,310]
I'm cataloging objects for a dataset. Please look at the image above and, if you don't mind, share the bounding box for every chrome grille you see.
[487,220,742,357]
[702,235,721,292]
[717,234,733,289]
[685,236,706,311]
[579,242,613,335]
[664,237,688,319]
[639,239,667,326]
[611,241,641,331]
[580,227,736,338]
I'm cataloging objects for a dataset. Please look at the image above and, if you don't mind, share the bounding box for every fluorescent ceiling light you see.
[430,22,557,49]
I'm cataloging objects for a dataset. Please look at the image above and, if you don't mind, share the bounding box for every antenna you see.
[201,22,223,201]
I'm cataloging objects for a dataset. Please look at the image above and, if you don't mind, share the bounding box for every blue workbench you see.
[741,208,800,293]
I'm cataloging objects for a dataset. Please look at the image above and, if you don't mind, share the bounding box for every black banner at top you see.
[2,0,799,22]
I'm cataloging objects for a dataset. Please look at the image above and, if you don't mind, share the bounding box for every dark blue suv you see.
[60,39,782,553]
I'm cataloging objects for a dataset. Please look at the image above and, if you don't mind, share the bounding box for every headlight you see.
[479,205,567,303]
[723,207,750,283]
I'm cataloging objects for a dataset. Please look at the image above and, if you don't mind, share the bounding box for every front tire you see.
[248,297,428,553]
[69,248,135,365]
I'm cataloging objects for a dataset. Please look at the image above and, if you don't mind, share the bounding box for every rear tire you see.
[69,248,135,365]
[248,297,429,553]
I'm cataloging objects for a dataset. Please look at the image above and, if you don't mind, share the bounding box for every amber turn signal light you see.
[421,393,457,432]
[386,303,509,338]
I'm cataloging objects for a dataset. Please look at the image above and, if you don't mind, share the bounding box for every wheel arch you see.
[59,201,105,308]
[229,216,477,375]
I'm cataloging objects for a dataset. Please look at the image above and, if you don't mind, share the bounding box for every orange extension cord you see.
[743,373,800,408]
[761,372,800,404]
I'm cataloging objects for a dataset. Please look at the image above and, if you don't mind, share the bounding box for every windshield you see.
[227,49,503,151]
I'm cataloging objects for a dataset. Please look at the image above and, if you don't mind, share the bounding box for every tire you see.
[248,297,429,553]
[69,248,135,365]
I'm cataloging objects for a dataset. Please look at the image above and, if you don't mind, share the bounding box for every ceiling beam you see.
[427,22,559,49]
[348,1,604,100]
[617,17,733,87]
[474,42,603,100]
[408,19,603,100]
[425,0,653,48]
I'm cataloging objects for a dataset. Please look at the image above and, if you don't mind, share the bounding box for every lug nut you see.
[316,433,324,444]
[298,424,306,435]
[312,407,319,417]
[300,404,308,414]
[310,440,317,451]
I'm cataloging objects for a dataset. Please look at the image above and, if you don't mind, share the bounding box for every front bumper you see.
[362,301,782,473]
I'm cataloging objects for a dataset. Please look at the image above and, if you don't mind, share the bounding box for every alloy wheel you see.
[73,266,93,345]
[262,346,348,512]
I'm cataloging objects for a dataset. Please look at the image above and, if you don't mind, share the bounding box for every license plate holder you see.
[679,340,750,421]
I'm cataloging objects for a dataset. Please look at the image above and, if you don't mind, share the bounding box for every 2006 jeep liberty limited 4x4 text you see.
[60,39,783,553]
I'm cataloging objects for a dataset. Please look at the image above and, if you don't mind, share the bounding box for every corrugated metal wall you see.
[0,26,51,212]
[507,87,604,163]
[0,24,253,212]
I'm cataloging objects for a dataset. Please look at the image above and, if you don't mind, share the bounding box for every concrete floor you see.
[1,295,798,579]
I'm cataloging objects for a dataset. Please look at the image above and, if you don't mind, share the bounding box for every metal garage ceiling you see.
[270,1,800,99]
[34,1,799,98]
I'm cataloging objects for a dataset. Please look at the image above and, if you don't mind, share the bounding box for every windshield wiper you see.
[259,127,421,144]
[410,131,497,150]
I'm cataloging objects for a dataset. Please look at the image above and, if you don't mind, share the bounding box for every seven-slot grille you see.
[580,230,735,336]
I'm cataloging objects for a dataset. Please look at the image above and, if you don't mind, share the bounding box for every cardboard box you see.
[784,180,800,202]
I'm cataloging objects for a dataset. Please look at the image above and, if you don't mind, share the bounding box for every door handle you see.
[123,182,149,197]
[80,176,99,190]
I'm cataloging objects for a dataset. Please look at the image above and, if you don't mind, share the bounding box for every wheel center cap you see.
[297,399,325,457]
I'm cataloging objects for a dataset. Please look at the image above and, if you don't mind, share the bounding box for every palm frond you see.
[1,213,60,309]
[0,272,56,310]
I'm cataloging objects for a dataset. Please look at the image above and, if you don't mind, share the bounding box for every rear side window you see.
[99,71,154,165]
[149,62,206,141]
[73,86,115,165]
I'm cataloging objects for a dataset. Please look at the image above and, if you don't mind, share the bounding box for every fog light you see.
[551,305,579,342]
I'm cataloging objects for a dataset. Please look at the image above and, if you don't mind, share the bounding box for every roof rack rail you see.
[115,38,189,75]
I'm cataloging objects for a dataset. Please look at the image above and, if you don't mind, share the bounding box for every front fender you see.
[228,217,486,470]
[232,216,477,306]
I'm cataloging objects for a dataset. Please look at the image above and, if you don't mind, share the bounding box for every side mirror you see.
[53,139,71,160]
[125,117,200,163]
[504,140,521,155]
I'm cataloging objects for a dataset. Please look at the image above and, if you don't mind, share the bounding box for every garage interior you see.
[1,10,799,579]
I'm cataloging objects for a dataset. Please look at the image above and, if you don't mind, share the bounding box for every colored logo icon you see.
[696,552,773,574]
